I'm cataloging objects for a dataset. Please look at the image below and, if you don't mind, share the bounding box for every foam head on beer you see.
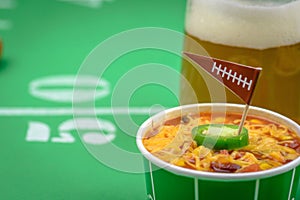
[185,0,300,49]
[181,0,300,124]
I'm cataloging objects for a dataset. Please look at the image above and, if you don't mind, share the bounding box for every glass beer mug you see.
[180,0,300,124]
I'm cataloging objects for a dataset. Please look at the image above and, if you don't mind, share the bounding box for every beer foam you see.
[185,0,300,49]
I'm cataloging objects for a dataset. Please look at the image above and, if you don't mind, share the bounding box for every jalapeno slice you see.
[192,124,249,150]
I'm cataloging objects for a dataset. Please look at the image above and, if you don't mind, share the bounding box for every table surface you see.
[0,0,186,199]
[1,1,300,200]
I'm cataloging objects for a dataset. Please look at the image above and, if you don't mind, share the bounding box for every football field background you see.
[0,0,186,199]
[1,1,300,200]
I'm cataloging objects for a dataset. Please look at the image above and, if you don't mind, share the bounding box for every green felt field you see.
[1,0,300,200]
[0,0,186,199]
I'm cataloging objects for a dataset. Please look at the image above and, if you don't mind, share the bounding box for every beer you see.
[181,0,300,123]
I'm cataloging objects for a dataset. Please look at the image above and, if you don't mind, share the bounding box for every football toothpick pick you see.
[183,52,262,135]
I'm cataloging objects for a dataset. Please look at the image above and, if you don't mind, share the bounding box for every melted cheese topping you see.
[143,115,300,173]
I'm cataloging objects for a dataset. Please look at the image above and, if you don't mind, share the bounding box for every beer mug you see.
[180,0,300,124]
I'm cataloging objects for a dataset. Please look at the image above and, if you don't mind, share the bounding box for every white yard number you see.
[25,75,115,145]
[30,75,109,103]
[58,0,113,9]
[26,118,116,145]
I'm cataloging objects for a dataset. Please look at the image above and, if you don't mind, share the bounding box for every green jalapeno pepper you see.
[192,124,249,150]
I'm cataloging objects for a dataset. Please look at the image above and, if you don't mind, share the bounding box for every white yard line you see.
[149,161,156,200]
[194,178,199,200]
[0,107,165,116]
[254,179,260,200]
[288,168,296,200]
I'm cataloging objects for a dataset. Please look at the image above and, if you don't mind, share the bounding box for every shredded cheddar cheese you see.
[143,113,300,173]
